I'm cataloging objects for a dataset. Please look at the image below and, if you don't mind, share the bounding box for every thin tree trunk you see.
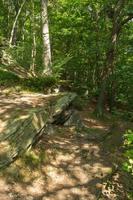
[95,10,133,117]
[41,0,52,75]
[95,79,107,117]
[9,0,26,46]
[95,25,118,117]
[21,10,30,60]
[7,0,11,39]
[30,33,36,75]
[95,0,131,117]
[30,0,36,76]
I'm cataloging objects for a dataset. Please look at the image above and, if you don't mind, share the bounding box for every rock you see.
[0,92,77,169]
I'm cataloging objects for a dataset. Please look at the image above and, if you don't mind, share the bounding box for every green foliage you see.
[21,76,57,92]
[112,110,133,122]
[0,69,57,93]
[0,0,133,113]
[50,0,133,112]
[0,69,20,86]
[22,151,41,169]
[123,130,133,175]
[122,112,133,122]
[52,56,73,76]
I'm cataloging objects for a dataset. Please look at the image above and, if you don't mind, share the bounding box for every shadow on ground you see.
[0,92,132,200]
[0,92,60,166]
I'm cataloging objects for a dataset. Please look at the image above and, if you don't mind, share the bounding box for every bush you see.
[0,69,20,86]
[0,71,57,93]
[123,130,133,175]
[21,76,57,92]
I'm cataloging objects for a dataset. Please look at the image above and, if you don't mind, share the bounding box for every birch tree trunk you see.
[30,0,36,76]
[9,0,26,46]
[41,0,52,75]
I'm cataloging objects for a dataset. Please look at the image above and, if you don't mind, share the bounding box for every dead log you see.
[0,92,77,169]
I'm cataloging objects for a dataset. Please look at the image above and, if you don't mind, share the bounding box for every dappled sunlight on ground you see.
[82,115,109,132]
[0,125,113,200]
[0,92,132,199]
[0,92,59,134]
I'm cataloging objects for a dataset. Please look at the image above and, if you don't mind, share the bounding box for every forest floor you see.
[0,91,133,200]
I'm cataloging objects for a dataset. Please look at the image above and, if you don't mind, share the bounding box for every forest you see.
[0,0,133,199]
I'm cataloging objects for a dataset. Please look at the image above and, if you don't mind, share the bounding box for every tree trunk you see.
[41,0,52,75]
[95,1,125,117]
[30,0,36,76]
[95,26,118,117]
[95,79,107,117]
[9,0,26,46]
[95,0,133,117]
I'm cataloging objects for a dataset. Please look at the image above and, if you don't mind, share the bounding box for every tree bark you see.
[41,0,52,75]
[30,0,36,76]
[9,0,26,46]
[95,0,133,117]
[95,22,119,116]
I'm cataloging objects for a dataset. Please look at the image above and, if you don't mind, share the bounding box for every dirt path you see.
[0,127,112,200]
[0,92,132,200]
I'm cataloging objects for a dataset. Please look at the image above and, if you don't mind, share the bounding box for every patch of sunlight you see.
[90,163,112,175]
[73,166,90,183]
[93,124,108,130]
[0,121,7,133]
[70,187,89,196]
[3,105,13,110]
[32,113,40,129]
[44,165,76,186]
[32,112,47,130]
[1,114,11,120]
[21,92,59,98]
[0,179,9,190]
[14,184,28,196]
[15,114,29,121]
[84,118,107,130]
[0,141,10,151]
[38,113,45,127]
[56,153,75,162]
[82,143,90,150]
[69,126,76,132]
[84,118,98,123]
[84,117,108,130]
[27,178,44,195]
[54,140,71,145]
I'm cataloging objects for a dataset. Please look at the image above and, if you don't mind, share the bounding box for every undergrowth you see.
[123,129,133,175]
[0,70,57,93]
[20,76,57,92]
[0,69,20,86]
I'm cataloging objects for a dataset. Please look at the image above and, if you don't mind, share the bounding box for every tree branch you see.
[121,14,133,26]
